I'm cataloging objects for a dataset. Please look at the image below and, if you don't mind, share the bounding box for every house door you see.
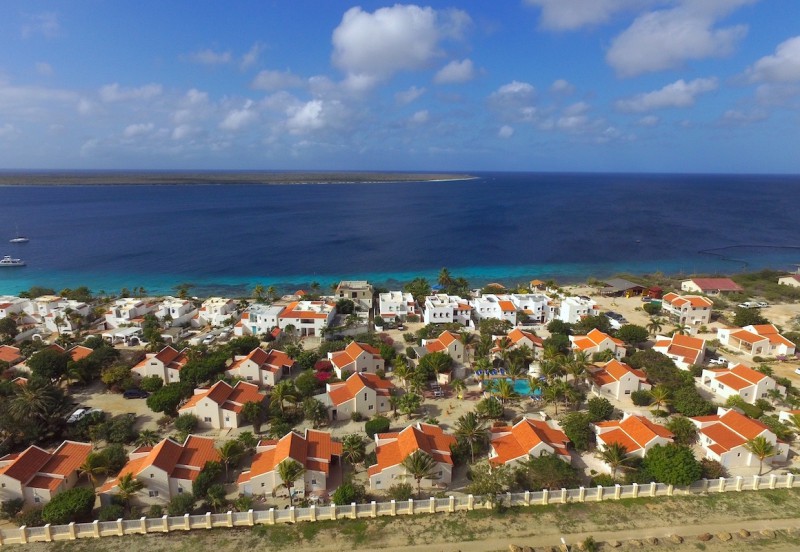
[332,409,337,421]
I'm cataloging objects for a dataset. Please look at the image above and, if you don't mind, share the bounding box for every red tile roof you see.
[0,345,23,364]
[239,429,341,481]
[489,418,570,465]
[327,372,395,406]
[693,409,770,453]
[368,423,456,477]
[596,415,673,454]
[687,278,743,292]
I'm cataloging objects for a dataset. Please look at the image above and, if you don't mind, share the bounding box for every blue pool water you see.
[489,378,542,396]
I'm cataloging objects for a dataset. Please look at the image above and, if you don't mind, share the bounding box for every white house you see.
[378,291,417,322]
[131,345,189,383]
[104,298,154,328]
[421,330,465,365]
[558,296,599,324]
[234,304,285,337]
[315,372,395,421]
[194,297,238,327]
[778,274,800,288]
[0,296,29,320]
[570,328,626,359]
[328,341,384,379]
[701,364,784,405]
[594,414,673,459]
[491,328,543,361]
[717,324,796,358]
[589,359,651,401]
[661,292,713,326]
[226,348,295,387]
[509,293,551,324]
[691,408,789,469]
[488,417,571,466]
[470,294,517,325]
[681,278,743,295]
[153,296,197,327]
[336,281,374,311]
[423,294,473,327]
[278,300,336,337]
[179,380,267,429]
[652,333,706,370]
[368,422,457,491]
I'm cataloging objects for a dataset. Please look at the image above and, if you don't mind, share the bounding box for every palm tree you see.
[135,429,160,447]
[673,323,689,336]
[277,459,306,505]
[766,389,785,407]
[79,452,109,488]
[393,357,412,390]
[217,440,245,482]
[341,434,366,470]
[495,337,512,366]
[505,358,526,384]
[785,413,800,439]
[9,382,68,432]
[744,436,776,476]
[648,385,671,413]
[566,351,589,386]
[493,378,518,405]
[646,318,664,336]
[454,411,488,463]
[271,381,297,415]
[438,267,452,289]
[252,284,266,303]
[401,450,439,497]
[474,357,491,381]
[542,383,565,415]
[450,378,466,400]
[116,473,144,510]
[266,285,276,303]
[539,359,563,385]
[595,443,633,479]
[459,330,477,365]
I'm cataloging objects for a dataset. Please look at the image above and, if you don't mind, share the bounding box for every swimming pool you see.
[490,378,542,396]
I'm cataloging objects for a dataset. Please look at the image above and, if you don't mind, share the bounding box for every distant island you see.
[0,170,476,186]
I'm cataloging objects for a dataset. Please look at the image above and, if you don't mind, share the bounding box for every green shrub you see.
[174,413,199,434]
[365,416,390,439]
[42,487,96,524]
[591,474,616,487]
[1,498,24,520]
[139,375,164,392]
[331,481,367,505]
[147,504,164,518]
[16,508,44,527]
[167,493,196,516]
[98,504,125,521]
[99,443,129,474]
[587,396,614,422]
[387,483,414,501]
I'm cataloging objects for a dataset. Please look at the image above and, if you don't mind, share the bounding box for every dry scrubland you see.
[19,489,800,552]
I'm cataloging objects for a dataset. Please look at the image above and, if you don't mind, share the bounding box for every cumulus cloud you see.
[489,81,537,123]
[719,108,768,125]
[498,125,514,138]
[123,122,155,138]
[240,42,264,70]
[187,48,233,65]
[99,83,163,103]
[550,79,575,95]
[637,115,660,126]
[171,89,211,125]
[286,100,325,134]
[746,36,800,83]
[0,123,18,138]
[331,5,471,89]
[615,77,718,111]
[434,59,475,84]
[252,69,304,91]
[525,0,652,31]
[219,100,258,131]
[172,124,199,140]
[36,62,54,76]
[411,110,429,123]
[606,1,753,77]
[395,85,426,104]
[21,12,60,39]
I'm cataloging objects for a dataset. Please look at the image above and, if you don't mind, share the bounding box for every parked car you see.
[709,357,729,366]
[123,389,149,399]
[67,408,88,424]
[737,302,756,309]
[202,335,216,345]
[756,301,769,308]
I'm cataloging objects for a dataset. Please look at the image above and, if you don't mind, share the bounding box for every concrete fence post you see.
[753,474,760,490]
[542,488,549,505]
[68,521,77,540]
[372,501,378,517]
[614,484,622,500]
[467,495,474,510]
[117,518,124,536]
[184,513,190,530]
[449,495,455,513]
[561,488,568,503]
[247,509,255,526]
[578,486,586,503]
[0,528,4,545]
[718,477,726,492]
[92,520,100,538]
[44,523,52,542]
[19,525,28,544]
[162,514,169,532]
[330,503,337,520]
[408,498,414,515]
[227,510,234,527]
[667,484,674,497]
[632,483,639,498]
[507,492,513,506]
[649,482,657,497]
[205,512,212,529]
[308,504,315,522]
[524,490,531,506]
[141,516,147,534]
[701,478,709,492]
[268,508,276,525]
[596,486,604,501]
[351,502,357,519]
[390,499,396,516]
[787,472,795,488]
[769,474,777,490]
[429,497,436,513]
[290,506,296,523]
[736,476,744,491]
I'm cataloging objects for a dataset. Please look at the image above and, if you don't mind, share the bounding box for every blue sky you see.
[1,1,799,173]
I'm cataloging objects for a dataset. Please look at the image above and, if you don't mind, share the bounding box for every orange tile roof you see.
[68,345,93,362]
[243,429,341,478]
[0,446,51,482]
[750,324,795,348]
[330,342,382,369]
[178,435,221,469]
[489,418,570,465]
[731,330,764,344]
[438,330,461,347]
[498,300,516,313]
[38,441,92,478]
[694,410,770,453]
[27,475,63,491]
[715,372,753,391]
[369,423,456,477]
[597,415,673,453]
[0,345,23,364]
[508,328,543,347]
[279,301,331,319]
[327,372,396,406]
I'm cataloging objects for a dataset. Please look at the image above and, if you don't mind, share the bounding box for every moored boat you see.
[0,255,25,267]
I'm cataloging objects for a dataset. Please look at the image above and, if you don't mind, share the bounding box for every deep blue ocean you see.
[1,172,799,297]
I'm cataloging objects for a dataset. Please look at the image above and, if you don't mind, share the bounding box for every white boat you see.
[0,255,25,267]
[9,226,29,243]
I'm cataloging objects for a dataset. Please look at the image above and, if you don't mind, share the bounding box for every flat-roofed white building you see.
[336,280,373,311]
[423,294,473,327]
[558,296,599,324]
[378,291,417,321]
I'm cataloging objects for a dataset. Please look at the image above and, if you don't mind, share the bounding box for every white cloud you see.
[35,62,54,76]
[286,100,326,134]
[219,100,258,131]
[395,85,426,104]
[240,42,264,70]
[755,83,800,106]
[563,101,590,116]
[331,5,471,89]
[411,110,429,123]
[489,81,537,123]
[252,69,304,91]
[615,77,718,111]
[747,36,800,83]
[0,83,78,113]
[0,123,18,138]
[99,83,163,103]
[525,0,653,31]
[550,79,575,94]
[21,12,60,39]
[123,122,155,138]
[187,48,233,65]
[498,125,514,138]
[606,1,752,77]
[172,124,198,140]
[491,81,535,101]
[720,108,768,125]
[434,59,475,84]
[77,98,93,115]
[637,115,660,126]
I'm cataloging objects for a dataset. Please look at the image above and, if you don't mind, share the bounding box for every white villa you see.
[652,333,706,370]
[558,296,599,324]
[131,345,190,383]
[423,294,473,327]
[701,364,785,405]
[470,294,518,325]
[717,324,796,358]
[594,414,673,459]
[278,300,336,337]
[153,296,198,327]
[570,328,626,359]
[378,291,417,321]
[336,280,374,311]
[661,292,713,326]
[509,293,551,324]
[489,417,571,466]
[328,341,384,379]
[315,372,395,421]
[235,304,285,337]
[589,359,651,401]
[195,297,238,327]
[226,348,295,387]
[104,298,153,328]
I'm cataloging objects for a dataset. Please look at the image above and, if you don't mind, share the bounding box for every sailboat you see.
[9,225,28,243]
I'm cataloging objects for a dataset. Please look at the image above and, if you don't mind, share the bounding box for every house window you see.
[376,480,381,486]
[363,393,367,401]
[261,483,265,487]
[204,417,212,423]
[247,376,253,380]
[149,491,159,497]
[34,496,41,503]
[178,488,183,494]
[624,390,631,395]
[369,405,374,410]
[311,479,317,485]
[150,474,154,478]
